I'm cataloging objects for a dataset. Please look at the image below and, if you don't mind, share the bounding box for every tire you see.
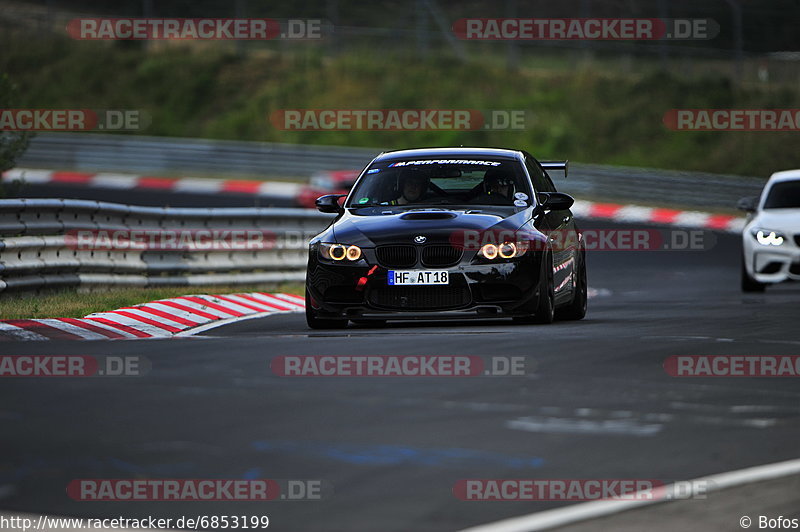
[532,267,555,324]
[514,252,555,324]
[305,289,349,329]
[556,250,587,320]
[741,255,766,293]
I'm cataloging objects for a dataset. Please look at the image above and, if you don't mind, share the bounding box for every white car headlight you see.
[751,229,786,246]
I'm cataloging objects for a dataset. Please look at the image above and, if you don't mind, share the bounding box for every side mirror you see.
[538,192,574,211]
[737,196,757,213]
[315,194,347,213]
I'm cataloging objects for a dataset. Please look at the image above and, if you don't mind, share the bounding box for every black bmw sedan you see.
[305,147,587,328]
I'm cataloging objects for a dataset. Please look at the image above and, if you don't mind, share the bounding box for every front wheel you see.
[557,250,587,320]
[532,270,555,324]
[741,255,766,293]
[305,289,349,329]
[514,253,555,324]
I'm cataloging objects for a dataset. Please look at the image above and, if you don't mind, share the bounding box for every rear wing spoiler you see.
[541,160,569,178]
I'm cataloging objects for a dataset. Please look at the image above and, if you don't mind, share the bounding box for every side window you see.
[541,169,558,193]
[524,156,555,193]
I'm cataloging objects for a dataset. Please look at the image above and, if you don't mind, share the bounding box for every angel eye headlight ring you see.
[499,242,517,259]
[346,245,362,260]
[329,244,347,260]
[481,243,498,259]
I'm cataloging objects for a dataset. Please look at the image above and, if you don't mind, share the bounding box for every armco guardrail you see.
[568,163,764,210]
[17,133,765,210]
[0,199,334,292]
[19,133,378,178]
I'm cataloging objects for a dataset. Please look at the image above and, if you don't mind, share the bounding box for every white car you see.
[739,169,800,292]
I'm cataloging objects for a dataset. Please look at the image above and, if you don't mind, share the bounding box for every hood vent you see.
[399,211,457,220]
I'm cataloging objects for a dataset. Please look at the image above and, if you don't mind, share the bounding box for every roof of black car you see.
[374,147,523,161]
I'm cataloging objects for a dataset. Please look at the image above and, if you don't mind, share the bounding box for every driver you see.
[389,169,430,205]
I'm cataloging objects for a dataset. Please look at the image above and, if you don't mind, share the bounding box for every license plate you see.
[388,270,449,286]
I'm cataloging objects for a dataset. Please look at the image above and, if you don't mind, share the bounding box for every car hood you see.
[332,207,534,246]
[750,209,800,232]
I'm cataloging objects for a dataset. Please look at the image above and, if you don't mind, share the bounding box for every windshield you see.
[763,180,800,209]
[346,158,532,208]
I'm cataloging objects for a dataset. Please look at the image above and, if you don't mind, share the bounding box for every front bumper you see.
[306,252,543,320]
[750,248,800,283]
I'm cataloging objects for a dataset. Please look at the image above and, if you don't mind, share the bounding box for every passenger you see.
[473,169,515,204]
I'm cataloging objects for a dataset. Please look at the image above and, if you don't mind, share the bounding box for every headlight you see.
[481,243,498,260]
[751,229,785,246]
[479,241,529,260]
[499,242,517,259]
[320,243,363,261]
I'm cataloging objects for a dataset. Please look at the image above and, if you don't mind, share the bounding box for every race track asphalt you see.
[2,220,799,531]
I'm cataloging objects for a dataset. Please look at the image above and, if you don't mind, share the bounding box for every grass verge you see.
[0,283,304,320]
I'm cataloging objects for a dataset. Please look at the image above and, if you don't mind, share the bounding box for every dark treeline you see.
[29,0,800,53]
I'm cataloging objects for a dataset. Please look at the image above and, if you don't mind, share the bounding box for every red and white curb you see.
[571,200,744,233]
[3,169,745,232]
[0,292,305,341]
[2,169,301,198]
[0,289,613,341]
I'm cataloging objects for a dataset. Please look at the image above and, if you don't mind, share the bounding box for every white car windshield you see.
[763,180,800,209]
